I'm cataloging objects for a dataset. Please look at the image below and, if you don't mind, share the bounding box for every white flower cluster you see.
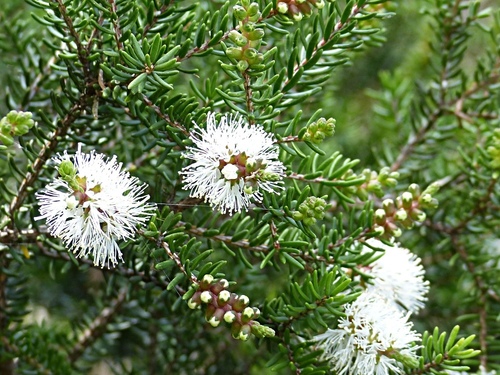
[315,238,430,374]
[36,147,155,268]
[360,238,430,313]
[180,112,285,215]
[315,291,421,375]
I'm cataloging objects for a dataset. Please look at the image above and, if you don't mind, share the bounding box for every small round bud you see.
[420,193,432,204]
[187,298,199,309]
[239,325,252,341]
[401,192,413,204]
[394,209,408,222]
[242,306,255,320]
[225,47,243,60]
[233,5,247,20]
[228,30,248,47]
[237,60,249,71]
[208,316,220,327]
[239,295,250,305]
[411,209,426,222]
[392,226,402,237]
[219,290,231,304]
[202,274,214,284]
[247,2,260,17]
[200,291,213,304]
[408,183,420,196]
[224,311,236,323]
[277,2,288,13]
[382,199,395,213]
[219,279,229,288]
[374,209,386,222]
[293,12,303,21]
[314,0,325,9]
[373,225,385,236]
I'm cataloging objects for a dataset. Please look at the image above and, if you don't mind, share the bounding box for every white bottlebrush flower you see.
[36,147,155,268]
[359,238,430,313]
[180,112,285,215]
[314,291,421,375]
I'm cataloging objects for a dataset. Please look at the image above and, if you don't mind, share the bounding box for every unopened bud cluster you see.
[345,167,399,201]
[187,274,275,340]
[302,117,335,144]
[373,183,439,238]
[292,196,328,225]
[277,0,325,21]
[0,110,35,146]
[226,1,264,71]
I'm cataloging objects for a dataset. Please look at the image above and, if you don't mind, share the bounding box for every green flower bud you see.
[0,110,35,137]
[408,183,420,196]
[241,22,255,33]
[246,28,265,41]
[247,2,260,17]
[228,30,248,47]
[251,321,275,338]
[390,350,420,369]
[419,193,432,204]
[422,182,440,196]
[237,60,249,71]
[59,160,77,181]
[243,48,258,60]
[226,47,243,60]
[233,5,247,20]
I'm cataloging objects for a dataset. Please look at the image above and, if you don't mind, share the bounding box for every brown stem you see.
[141,94,189,136]
[282,4,363,88]
[243,72,254,123]
[0,336,51,375]
[68,288,128,363]
[452,237,491,368]
[54,0,90,80]
[9,99,86,222]
[109,0,123,50]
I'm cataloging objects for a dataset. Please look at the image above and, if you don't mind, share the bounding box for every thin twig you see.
[68,288,128,363]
